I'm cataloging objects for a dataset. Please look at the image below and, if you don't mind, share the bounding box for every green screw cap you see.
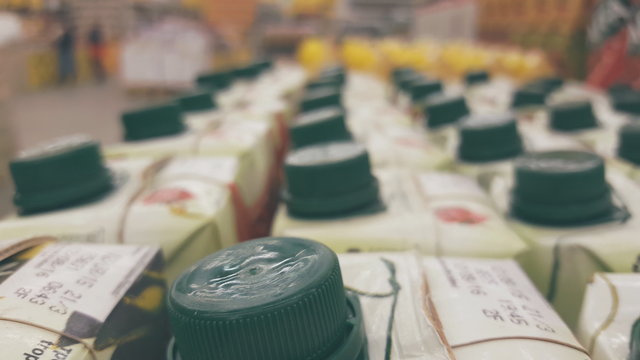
[10,137,113,214]
[611,90,640,115]
[320,66,346,78]
[511,86,548,108]
[283,142,380,217]
[307,75,345,90]
[232,64,261,80]
[176,92,216,113]
[291,107,352,148]
[465,70,490,85]
[549,101,599,132]
[511,151,614,225]
[254,59,274,74]
[392,67,415,80]
[196,70,232,91]
[121,103,186,141]
[424,94,469,129]
[523,76,565,94]
[168,237,367,360]
[630,318,640,360]
[396,73,424,92]
[410,79,443,103]
[458,113,524,163]
[608,84,633,97]
[300,88,342,113]
[618,122,640,165]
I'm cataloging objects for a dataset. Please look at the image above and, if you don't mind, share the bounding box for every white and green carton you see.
[0,138,238,281]
[489,150,640,329]
[272,141,527,258]
[164,236,589,360]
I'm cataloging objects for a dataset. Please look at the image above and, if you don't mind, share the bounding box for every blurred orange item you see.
[290,0,336,16]
[203,0,257,37]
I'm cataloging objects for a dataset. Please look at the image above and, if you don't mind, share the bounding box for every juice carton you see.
[489,150,640,328]
[271,141,527,258]
[0,138,239,281]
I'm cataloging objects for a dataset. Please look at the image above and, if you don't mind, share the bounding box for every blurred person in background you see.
[88,23,106,82]
[56,24,76,84]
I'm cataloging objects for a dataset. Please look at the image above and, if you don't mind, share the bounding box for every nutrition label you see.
[0,243,156,323]
[424,257,585,351]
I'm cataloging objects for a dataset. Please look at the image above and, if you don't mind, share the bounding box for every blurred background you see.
[0,0,639,215]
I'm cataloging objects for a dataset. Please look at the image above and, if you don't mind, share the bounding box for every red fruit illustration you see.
[436,207,487,224]
[143,188,194,205]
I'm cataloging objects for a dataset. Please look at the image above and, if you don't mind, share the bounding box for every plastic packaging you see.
[340,252,590,359]
[0,237,169,360]
[577,273,640,360]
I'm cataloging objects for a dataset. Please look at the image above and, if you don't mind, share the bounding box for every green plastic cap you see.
[396,73,425,91]
[283,142,380,217]
[300,88,342,113]
[307,77,345,90]
[291,107,351,148]
[524,76,565,94]
[196,70,232,91]
[465,70,490,85]
[611,90,640,115]
[121,103,186,141]
[168,237,366,360]
[254,59,274,74]
[320,66,345,78]
[630,318,640,360]
[618,122,640,165]
[549,101,599,132]
[10,137,113,214]
[511,151,614,225]
[176,92,216,113]
[608,83,633,97]
[392,67,415,81]
[410,79,443,103]
[424,94,469,129]
[458,113,524,163]
[232,64,261,80]
[511,86,548,108]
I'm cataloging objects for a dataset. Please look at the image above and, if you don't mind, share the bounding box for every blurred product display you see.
[6,0,640,359]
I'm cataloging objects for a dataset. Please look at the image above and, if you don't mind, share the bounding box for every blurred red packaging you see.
[587,0,640,88]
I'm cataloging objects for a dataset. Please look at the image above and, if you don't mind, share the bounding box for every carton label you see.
[157,157,238,184]
[416,173,487,199]
[0,243,156,323]
[425,257,587,353]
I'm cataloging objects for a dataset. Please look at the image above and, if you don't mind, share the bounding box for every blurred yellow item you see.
[341,39,378,72]
[297,38,333,74]
[297,37,554,82]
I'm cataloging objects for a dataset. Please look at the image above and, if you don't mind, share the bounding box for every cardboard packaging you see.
[165,236,589,360]
[489,150,640,329]
[0,138,239,281]
[577,272,640,360]
[105,102,279,239]
[272,141,527,259]
[0,236,169,360]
